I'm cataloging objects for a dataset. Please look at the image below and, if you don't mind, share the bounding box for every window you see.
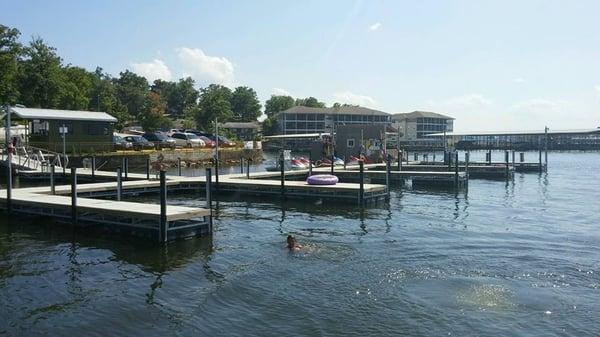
[347,139,355,148]
[31,120,49,136]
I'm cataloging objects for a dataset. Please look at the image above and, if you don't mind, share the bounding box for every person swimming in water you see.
[286,235,302,251]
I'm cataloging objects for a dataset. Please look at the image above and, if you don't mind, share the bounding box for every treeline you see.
[0,24,329,134]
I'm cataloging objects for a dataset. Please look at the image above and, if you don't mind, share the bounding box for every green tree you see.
[140,90,171,131]
[114,70,148,121]
[231,86,261,121]
[59,66,92,110]
[295,96,326,108]
[18,37,64,108]
[261,116,279,136]
[196,84,233,129]
[151,77,199,117]
[264,95,294,117]
[90,67,130,129]
[0,25,23,106]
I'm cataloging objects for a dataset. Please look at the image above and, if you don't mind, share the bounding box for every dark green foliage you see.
[0,25,22,105]
[18,37,64,108]
[231,86,261,122]
[264,95,294,117]
[195,84,233,130]
[295,96,326,108]
[114,70,149,121]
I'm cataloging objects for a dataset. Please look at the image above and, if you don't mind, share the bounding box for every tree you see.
[295,96,326,108]
[231,86,261,121]
[114,70,148,121]
[18,37,64,108]
[59,66,92,110]
[0,25,23,106]
[196,84,233,129]
[261,116,279,136]
[264,95,294,117]
[90,67,129,129]
[140,91,171,131]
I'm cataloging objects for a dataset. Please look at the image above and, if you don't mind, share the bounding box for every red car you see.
[198,136,216,147]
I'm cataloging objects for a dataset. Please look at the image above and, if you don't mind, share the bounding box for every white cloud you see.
[176,47,234,86]
[513,77,526,83]
[594,85,600,97]
[272,88,292,96]
[130,59,172,82]
[332,91,376,107]
[369,22,382,31]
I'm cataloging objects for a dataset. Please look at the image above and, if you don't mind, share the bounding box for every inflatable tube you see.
[306,174,339,185]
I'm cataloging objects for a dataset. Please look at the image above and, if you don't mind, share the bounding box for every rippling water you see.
[1,151,599,336]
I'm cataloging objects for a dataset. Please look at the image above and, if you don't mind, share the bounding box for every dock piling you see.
[205,168,213,232]
[359,160,364,204]
[159,170,167,243]
[214,157,220,193]
[146,157,150,180]
[308,153,313,176]
[465,151,470,176]
[505,150,509,179]
[6,152,12,214]
[385,154,391,199]
[240,157,244,174]
[397,150,402,171]
[454,151,459,188]
[50,164,55,195]
[520,152,525,163]
[331,154,334,174]
[538,147,542,173]
[280,156,285,198]
[91,155,96,181]
[246,158,250,179]
[116,167,122,201]
[123,157,129,180]
[177,157,182,176]
[71,167,77,225]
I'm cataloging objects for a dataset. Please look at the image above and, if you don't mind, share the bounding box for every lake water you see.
[1,151,599,336]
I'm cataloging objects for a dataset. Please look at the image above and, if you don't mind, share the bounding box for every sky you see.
[1,0,599,131]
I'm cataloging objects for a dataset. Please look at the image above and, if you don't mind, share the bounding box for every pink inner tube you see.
[306,174,339,185]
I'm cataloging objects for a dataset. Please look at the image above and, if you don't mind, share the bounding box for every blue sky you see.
[2,0,599,131]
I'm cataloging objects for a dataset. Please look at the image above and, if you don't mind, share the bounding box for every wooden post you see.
[397,150,402,171]
[246,158,250,179]
[91,155,96,181]
[205,168,212,232]
[359,160,364,204]
[177,157,182,176]
[385,154,391,199]
[123,157,128,180]
[6,151,12,215]
[447,151,452,171]
[538,148,542,173]
[214,156,219,193]
[280,156,285,198]
[520,152,524,162]
[50,163,55,195]
[146,156,150,180]
[309,152,313,176]
[343,155,346,170]
[512,151,515,167]
[330,154,334,174]
[159,170,167,243]
[544,126,549,172]
[116,167,122,201]
[454,151,459,188]
[240,157,244,174]
[465,151,470,176]
[505,150,509,179]
[414,152,418,161]
[71,167,77,225]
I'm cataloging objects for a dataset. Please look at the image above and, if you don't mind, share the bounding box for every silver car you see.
[170,132,205,148]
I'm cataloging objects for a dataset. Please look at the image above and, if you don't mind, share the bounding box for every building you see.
[219,121,261,141]
[334,124,387,162]
[4,106,117,154]
[275,105,391,135]
[390,111,454,149]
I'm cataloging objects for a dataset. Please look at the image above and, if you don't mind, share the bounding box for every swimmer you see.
[286,235,302,251]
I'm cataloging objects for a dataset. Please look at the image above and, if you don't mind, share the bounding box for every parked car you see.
[142,132,176,149]
[212,135,236,147]
[113,135,133,151]
[123,135,155,150]
[198,135,216,148]
[167,128,185,136]
[170,132,205,148]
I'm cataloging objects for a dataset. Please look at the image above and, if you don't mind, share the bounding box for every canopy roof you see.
[5,107,117,123]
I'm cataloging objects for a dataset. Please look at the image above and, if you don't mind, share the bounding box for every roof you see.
[428,128,600,137]
[392,111,454,121]
[278,105,390,116]
[263,133,330,139]
[6,107,117,123]
[219,122,260,129]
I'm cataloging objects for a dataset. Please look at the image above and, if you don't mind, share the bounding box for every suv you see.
[142,132,176,149]
[123,135,155,150]
[170,132,205,148]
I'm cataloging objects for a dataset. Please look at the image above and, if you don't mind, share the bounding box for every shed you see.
[3,107,117,154]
